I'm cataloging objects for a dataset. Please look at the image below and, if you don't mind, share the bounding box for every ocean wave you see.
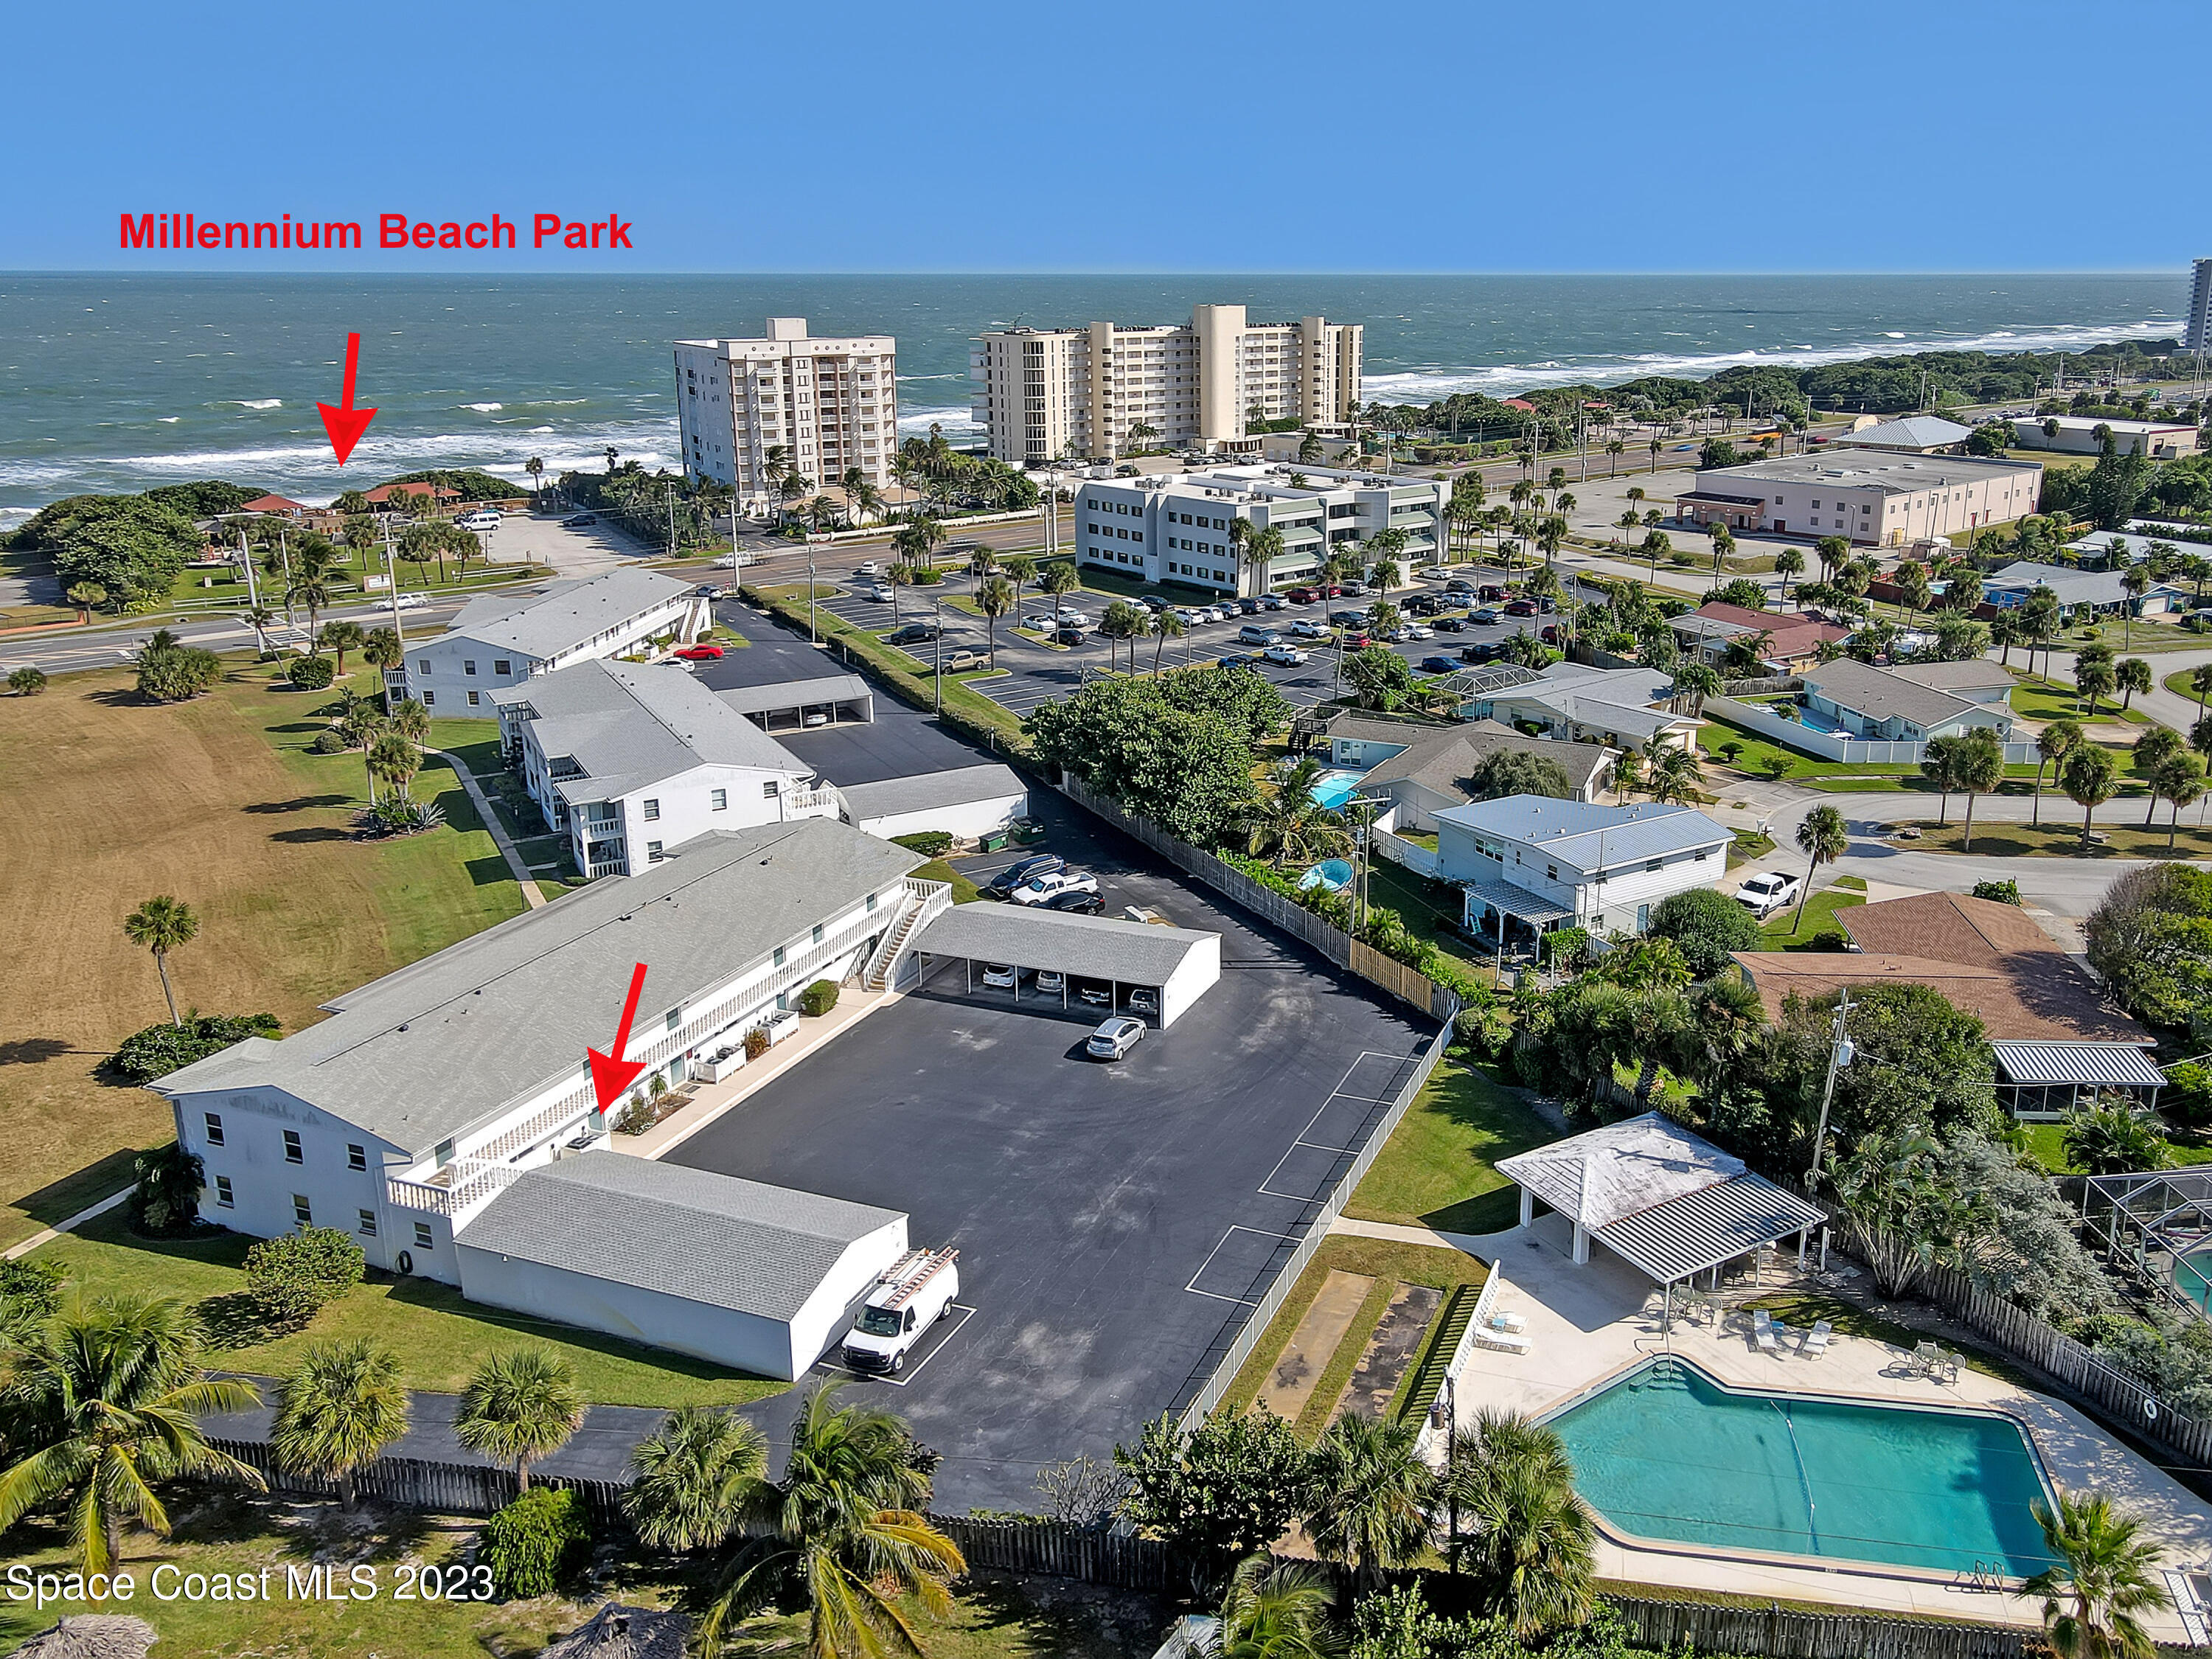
[229,399,282,410]
[465,402,504,412]
[898,405,975,436]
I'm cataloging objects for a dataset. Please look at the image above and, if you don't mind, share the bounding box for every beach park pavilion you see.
[1495,1114,1826,1324]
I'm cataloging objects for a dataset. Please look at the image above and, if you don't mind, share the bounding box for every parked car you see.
[1478,584,1506,601]
[1503,599,1537,617]
[1256,594,1286,611]
[1075,981,1113,1008]
[1237,597,1262,614]
[1285,586,1321,605]
[1139,594,1169,612]
[1736,872,1802,917]
[1289,619,1329,639]
[1087,1016,1146,1060]
[1009,869,1101,905]
[1126,988,1159,1017]
[1443,579,1475,594]
[1237,624,1281,645]
[886,622,939,644]
[1217,653,1259,669]
[1406,595,1444,616]
[1433,615,1467,633]
[1262,644,1310,666]
[1472,608,1502,625]
[1022,612,1060,630]
[1341,630,1372,648]
[456,510,502,532]
[841,1248,960,1374]
[1339,580,1368,597]
[1036,969,1066,993]
[561,513,597,527]
[1459,641,1501,664]
[981,962,1018,989]
[863,582,894,602]
[986,854,1063,897]
[942,649,988,672]
[1401,623,1433,640]
[1043,889,1106,915]
[672,644,724,661]
[1329,609,1366,627]
[1421,654,1460,674]
[1050,626,1085,646]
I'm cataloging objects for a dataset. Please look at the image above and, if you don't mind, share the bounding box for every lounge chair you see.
[1799,1320,1832,1358]
[1475,1327,1531,1355]
[1487,1310,1527,1334]
[1753,1310,1781,1354]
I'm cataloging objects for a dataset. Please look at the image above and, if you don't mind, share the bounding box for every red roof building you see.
[1670,602,1851,669]
[365,481,459,507]
[237,493,307,515]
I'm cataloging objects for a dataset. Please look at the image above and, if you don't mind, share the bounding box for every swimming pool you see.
[1545,1358,2058,1576]
[1310,769,1364,810]
[2176,1251,2212,1314]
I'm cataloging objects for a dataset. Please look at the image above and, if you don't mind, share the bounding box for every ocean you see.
[0,271,2187,523]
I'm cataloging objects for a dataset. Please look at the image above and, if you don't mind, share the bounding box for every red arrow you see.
[316,332,378,465]
[586,962,650,1111]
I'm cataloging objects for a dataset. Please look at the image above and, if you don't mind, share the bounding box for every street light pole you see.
[807,554,818,644]
[933,597,943,715]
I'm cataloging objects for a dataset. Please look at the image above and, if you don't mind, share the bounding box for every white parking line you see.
[813,1304,978,1387]
[1186,1226,1304,1305]
[1259,1139,1352,1202]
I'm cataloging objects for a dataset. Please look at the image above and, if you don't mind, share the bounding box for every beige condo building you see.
[970,304,1361,466]
[674,319,897,509]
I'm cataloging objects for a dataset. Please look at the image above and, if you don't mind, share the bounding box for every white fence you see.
[1708,695,2038,765]
[1413,1260,1503,1463]
[1373,827,1443,879]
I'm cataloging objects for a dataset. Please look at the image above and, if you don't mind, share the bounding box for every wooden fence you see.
[1601,1593,2055,1659]
[933,1513,1199,1597]
[209,1437,632,1531]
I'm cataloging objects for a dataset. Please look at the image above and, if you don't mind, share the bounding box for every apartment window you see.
[347,1143,366,1171]
[642,798,661,821]
[282,1130,303,1164]
[292,1194,313,1225]
[773,945,787,968]
[414,1220,434,1250]
[763,780,779,797]
[493,659,511,675]
[1646,858,1664,874]
[463,660,477,676]
[866,892,877,912]
[422,689,435,706]
[214,1176,234,1208]
[416,658,431,675]
[647,841,664,862]
[666,1006,682,1033]
[811,923,825,944]
[1545,865,1559,880]
[203,1111,225,1147]
[710,788,727,811]
[466,689,480,706]
[357,1209,378,1237]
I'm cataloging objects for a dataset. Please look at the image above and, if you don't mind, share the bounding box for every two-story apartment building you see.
[383,569,710,713]
[1075,464,1447,597]
[151,818,947,1298]
[492,660,836,878]
[1433,795,1731,946]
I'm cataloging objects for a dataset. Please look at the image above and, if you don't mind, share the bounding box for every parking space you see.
[670,790,1433,1509]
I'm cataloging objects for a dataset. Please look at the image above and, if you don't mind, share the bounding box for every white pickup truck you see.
[841,1248,960,1374]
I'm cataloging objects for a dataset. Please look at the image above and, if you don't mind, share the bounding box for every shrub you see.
[796,978,839,1017]
[891,830,956,857]
[613,1093,655,1135]
[1647,888,1762,977]
[1716,740,1745,764]
[1541,928,1591,970]
[9,667,48,696]
[355,797,447,837]
[2166,1062,2212,1128]
[310,726,350,754]
[285,653,336,689]
[1972,878,2023,905]
[111,1012,281,1082]
[245,1226,365,1326]
[479,1486,590,1599]
[131,1142,206,1237]
[743,1026,772,1061]
[137,645,220,702]
[0,1257,66,1341]
[1453,1004,1512,1060]
[1759,754,1794,781]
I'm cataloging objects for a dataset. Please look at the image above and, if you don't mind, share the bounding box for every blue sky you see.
[10,0,2207,273]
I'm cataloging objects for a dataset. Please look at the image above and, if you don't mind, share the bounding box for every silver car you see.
[1086,1016,1146,1060]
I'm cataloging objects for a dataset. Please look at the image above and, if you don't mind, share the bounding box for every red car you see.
[673,644,724,661]
[1503,599,1537,618]
[1341,630,1372,649]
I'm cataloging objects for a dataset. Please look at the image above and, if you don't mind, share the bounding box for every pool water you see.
[2176,1251,2212,1314]
[1298,858,1355,894]
[1310,770,1363,810]
[1547,1359,2058,1576]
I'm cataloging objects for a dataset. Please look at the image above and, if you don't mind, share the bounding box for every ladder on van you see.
[878,1247,959,1310]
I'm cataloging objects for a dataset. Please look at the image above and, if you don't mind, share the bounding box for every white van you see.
[456,510,502,532]
[841,1248,960,1374]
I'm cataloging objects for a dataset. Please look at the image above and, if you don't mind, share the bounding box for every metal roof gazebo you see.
[1495,1113,1826,1325]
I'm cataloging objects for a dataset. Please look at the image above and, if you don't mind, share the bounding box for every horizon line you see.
[0,266,2195,280]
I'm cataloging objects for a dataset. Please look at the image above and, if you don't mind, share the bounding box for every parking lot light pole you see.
[807,554,818,644]
[933,597,943,715]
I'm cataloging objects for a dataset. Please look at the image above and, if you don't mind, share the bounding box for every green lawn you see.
[1363,859,1489,974]
[1904,815,2212,860]
[2166,666,2212,708]
[2008,678,2149,726]
[2020,1122,2212,1174]
[1755,887,1863,949]
[31,1209,787,1408]
[913,857,984,903]
[1343,1057,1555,1236]
[1697,712,1921,782]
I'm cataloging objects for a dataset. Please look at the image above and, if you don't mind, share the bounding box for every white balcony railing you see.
[782,786,841,818]
[387,1159,519,1218]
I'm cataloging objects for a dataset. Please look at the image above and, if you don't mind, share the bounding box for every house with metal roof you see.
[1317,712,1616,823]
[1985,559,2189,621]
[1832,415,1972,453]
[383,568,710,714]
[1798,657,2015,743]
[456,1155,908,1380]
[1495,1114,1824,1312]
[840,762,1029,842]
[1433,795,1730,948]
[152,817,939,1281]
[1443,661,1702,754]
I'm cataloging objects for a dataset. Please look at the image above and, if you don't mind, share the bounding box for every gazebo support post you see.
[1571,1222,1590,1265]
[1518,1188,1534,1229]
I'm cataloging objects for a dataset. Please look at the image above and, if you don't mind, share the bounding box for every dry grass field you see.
[0,660,526,1249]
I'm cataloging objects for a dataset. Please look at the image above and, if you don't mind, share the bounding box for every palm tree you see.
[1304,1413,1434,1589]
[1098,600,1144,672]
[885,560,914,627]
[2062,746,2121,852]
[1668,661,1722,717]
[1641,529,1672,579]
[319,619,366,675]
[1952,727,2005,852]
[387,698,430,746]
[453,1351,583,1496]
[1040,559,1080,608]
[1774,546,1804,605]
[525,456,544,498]
[1441,1409,1596,1637]
[1642,742,1703,805]
[894,515,945,571]
[1245,760,1352,868]
[1001,552,1037,614]
[66,582,106,622]
[625,1406,767,1554]
[1203,1555,1343,1659]
[271,1338,410,1511]
[605,445,620,474]
[2115,657,2151,713]
[2120,567,2149,648]
[1789,806,1849,934]
[2076,654,2116,717]
[1648,436,1663,472]
[2021,1490,2168,1659]
[1150,607,1186,674]
[10,666,48,696]
[976,574,1017,668]
[368,732,422,802]
[700,1382,963,1657]
[2156,757,2207,851]
[2034,717,2084,827]
[1920,732,1968,826]
[1605,438,1625,476]
[0,1294,264,1574]
[122,895,198,1027]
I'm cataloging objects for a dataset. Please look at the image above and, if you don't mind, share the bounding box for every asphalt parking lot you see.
[669,793,1434,1509]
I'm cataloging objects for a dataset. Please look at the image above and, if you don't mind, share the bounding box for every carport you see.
[911,904,1222,1026]
[717,673,874,733]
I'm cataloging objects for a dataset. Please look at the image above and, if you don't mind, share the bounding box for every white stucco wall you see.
[1158,935,1222,1028]
[857,788,1026,843]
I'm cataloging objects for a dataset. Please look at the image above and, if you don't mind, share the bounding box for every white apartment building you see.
[1433,796,1731,943]
[1678,451,2044,547]
[1075,463,1446,597]
[674,319,897,509]
[492,660,838,879]
[385,568,709,714]
[2187,258,2212,352]
[971,304,1362,465]
[152,820,947,1292]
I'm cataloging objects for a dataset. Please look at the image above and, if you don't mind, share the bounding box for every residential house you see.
[1731,892,2160,1119]
[1669,602,1852,671]
[1884,658,2014,706]
[151,818,947,1371]
[1318,713,1616,827]
[235,493,311,520]
[1984,560,2189,621]
[1797,658,2015,743]
[1447,661,1702,754]
[1434,795,1731,946]
[383,568,710,712]
[493,660,838,878]
[364,481,462,512]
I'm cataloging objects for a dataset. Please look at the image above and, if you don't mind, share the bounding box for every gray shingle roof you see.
[1834,415,1972,451]
[457,1155,902,1322]
[914,904,1216,986]
[495,660,810,801]
[1799,657,1982,729]
[1433,796,1728,872]
[1886,658,2015,693]
[841,763,1028,821]
[1360,719,1612,799]
[1987,560,2161,608]
[448,569,695,661]
[152,821,923,1155]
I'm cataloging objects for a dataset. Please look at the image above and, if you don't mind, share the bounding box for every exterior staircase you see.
[862,877,953,990]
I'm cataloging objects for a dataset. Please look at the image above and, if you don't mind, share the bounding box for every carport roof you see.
[914,903,1217,986]
[458,1154,904,1322]
[716,674,872,717]
[841,763,1027,822]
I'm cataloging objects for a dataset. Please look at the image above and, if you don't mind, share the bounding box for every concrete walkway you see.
[431,745,544,910]
[1,1189,133,1262]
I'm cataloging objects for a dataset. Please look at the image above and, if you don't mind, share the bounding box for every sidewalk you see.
[431,745,544,910]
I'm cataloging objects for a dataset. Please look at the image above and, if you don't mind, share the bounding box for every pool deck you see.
[1354,1211,2212,1636]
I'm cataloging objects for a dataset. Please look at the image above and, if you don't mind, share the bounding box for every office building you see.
[1678,451,2042,546]
[674,319,898,509]
[970,305,1362,465]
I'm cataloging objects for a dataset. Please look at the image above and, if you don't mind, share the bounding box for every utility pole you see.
[932,597,943,715]
[807,553,818,644]
[667,486,678,560]
[1806,989,1856,1194]
[237,528,262,649]
[276,525,295,636]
